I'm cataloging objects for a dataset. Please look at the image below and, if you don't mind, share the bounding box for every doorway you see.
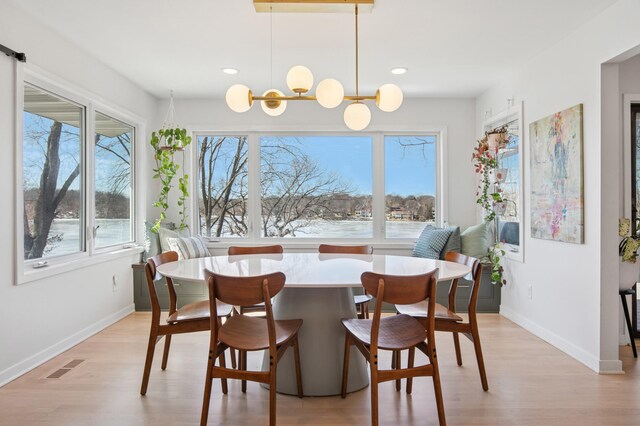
[630,103,640,337]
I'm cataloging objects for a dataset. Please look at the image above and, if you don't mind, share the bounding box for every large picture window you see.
[195,132,440,242]
[20,79,138,274]
[260,136,373,238]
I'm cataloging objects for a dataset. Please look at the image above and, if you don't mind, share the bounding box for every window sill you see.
[204,240,416,252]
[17,246,144,286]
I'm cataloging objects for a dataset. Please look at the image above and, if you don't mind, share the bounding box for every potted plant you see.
[150,127,192,233]
[619,218,640,291]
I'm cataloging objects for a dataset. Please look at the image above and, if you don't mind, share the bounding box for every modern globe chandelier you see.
[225,0,403,131]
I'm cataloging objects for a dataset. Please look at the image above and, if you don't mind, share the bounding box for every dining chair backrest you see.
[144,251,181,323]
[361,270,438,306]
[318,244,373,255]
[443,251,483,315]
[228,245,284,255]
[206,271,286,309]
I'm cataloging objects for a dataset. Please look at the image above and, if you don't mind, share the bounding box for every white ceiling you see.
[11,0,618,99]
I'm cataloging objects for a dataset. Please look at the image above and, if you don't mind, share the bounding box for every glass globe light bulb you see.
[316,78,344,109]
[286,65,314,94]
[376,83,403,112]
[225,84,253,113]
[260,89,287,116]
[343,102,371,131]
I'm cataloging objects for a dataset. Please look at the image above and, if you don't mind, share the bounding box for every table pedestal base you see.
[262,287,369,396]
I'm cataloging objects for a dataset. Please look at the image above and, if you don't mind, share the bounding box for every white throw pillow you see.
[158,226,190,253]
[166,236,211,260]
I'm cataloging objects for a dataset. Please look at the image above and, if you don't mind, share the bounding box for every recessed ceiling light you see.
[221,68,239,75]
[391,67,408,75]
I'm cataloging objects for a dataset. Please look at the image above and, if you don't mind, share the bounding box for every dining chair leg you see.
[230,348,237,370]
[293,337,303,398]
[452,332,463,366]
[161,335,172,370]
[241,350,247,393]
[431,355,446,426]
[218,351,228,395]
[394,350,401,391]
[356,303,364,319]
[341,333,351,398]
[370,366,379,426]
[471,325,489,391]
[140,330,158,395]
[200,352,214,426]
[406,347,415,394]
[269,365,277,426]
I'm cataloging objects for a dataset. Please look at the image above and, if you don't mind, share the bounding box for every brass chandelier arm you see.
[252,95,376,101]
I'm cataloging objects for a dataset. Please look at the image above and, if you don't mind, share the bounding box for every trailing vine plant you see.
[471,126,509,285]
[150,127,192,233]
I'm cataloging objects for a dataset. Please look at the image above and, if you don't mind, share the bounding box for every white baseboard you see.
[500,305,623,374]
[0,304,135,387]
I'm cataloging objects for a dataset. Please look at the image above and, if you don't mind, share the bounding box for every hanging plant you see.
[150,127,192,233]
[472,125,509,286]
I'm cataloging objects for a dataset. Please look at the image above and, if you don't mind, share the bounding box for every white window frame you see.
[15,65,146,285]
[189,127,446,249]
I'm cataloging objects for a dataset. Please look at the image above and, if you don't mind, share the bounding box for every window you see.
[385,135,437,239]
[20,77,138,276]
[260,136,372,238]
[484,103,524,261]
[195,132,441,242]
[197,135,248,238]
[23,85,84,260]
[94,112,134,248]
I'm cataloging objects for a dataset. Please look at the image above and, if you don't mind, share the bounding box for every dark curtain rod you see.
[0,44,26,63]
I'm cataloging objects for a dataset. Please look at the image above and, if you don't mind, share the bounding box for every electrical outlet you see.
[527,285,532,299]
[112,274,119,292]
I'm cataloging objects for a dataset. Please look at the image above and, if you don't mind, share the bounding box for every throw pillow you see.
[166,236,211,260]
[412,226,453,259]
[158,226,190,253]
[443,225,461,256]
[460,222,489,260]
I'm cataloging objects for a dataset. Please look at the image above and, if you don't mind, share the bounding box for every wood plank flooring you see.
[0,312,639,425]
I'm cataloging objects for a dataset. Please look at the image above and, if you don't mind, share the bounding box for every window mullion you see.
[85,105,95,255]
[372,133,385,242]
[248,133,261,240]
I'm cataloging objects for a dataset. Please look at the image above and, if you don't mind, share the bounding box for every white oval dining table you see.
[156,252,470,396]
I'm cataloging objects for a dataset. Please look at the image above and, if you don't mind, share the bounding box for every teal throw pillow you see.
[413,226,453,259]
[460,222,489,260]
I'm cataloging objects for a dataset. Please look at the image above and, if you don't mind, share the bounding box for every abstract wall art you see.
[529,104,584,244]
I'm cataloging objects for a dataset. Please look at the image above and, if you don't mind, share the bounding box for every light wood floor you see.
[1,312,639,425]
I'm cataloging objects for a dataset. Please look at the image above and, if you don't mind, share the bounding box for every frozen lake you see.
[38,218,430,258]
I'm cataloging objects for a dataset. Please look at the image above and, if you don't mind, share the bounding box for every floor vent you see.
[47,368,71,379]
[47,359,85,379]
[63,359,84,369]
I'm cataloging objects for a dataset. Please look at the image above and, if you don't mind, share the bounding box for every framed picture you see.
[529,104,584,244]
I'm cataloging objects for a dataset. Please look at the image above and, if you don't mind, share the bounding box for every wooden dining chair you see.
[140,251,233,396]
[228,245,284,256]
[227,245,284,315]
[318,244,374,319]
[396,252,488,391]
[201,271,303,426]
[341,270,445,426]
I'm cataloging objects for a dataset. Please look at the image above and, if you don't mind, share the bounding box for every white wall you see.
[0,3,157,385]
[152,97,479,236]
[475,0,640,372]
